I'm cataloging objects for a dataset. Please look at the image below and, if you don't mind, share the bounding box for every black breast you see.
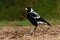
[27,13,37,26]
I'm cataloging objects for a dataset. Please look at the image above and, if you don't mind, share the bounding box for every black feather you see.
[36,17,51,26]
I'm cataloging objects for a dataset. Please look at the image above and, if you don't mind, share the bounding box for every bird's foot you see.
[30,30,36,35]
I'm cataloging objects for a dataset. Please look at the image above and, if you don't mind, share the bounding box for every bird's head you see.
[25,7,33,12]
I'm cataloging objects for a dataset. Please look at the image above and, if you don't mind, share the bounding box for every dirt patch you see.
[0,25,60,40]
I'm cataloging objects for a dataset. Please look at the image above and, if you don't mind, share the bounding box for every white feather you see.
[37,21,47,24]
[30,8,40,19]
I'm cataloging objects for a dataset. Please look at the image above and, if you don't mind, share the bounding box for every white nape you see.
[30,8,40,19]
[30,8,34,12]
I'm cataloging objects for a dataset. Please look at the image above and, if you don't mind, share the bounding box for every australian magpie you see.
[25,7,51,34]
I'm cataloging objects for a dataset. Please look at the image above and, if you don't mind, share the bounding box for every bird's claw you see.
[30,30,36,35]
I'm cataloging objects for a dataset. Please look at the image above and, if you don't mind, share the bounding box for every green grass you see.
[0,20,32,26]
[0,21,16,26]
[34,0,58,20]
[16,20,32,26]
[0,19,60,27]
[0,0,60,20]
[48,20,60,26]
[0,0,60,26]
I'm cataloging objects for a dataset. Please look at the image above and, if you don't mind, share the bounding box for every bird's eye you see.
[25,8,28,10]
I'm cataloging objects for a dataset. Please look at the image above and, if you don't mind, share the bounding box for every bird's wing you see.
[29,12,51,26]
[36,17,51,26]
[30,12,40,19]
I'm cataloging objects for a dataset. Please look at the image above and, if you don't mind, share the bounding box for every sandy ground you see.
[0,25,60,40]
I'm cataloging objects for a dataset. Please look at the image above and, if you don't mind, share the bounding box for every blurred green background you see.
[0,0,60,26]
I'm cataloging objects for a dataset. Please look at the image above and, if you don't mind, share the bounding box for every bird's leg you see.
[30,26,37,35]
[34,26,37,32]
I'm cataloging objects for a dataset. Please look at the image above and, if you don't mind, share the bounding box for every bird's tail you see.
[45,21,51,26]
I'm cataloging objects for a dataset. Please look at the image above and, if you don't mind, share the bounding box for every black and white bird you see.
[25,7,51,34]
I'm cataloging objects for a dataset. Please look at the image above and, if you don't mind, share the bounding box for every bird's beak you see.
[25,8,28,10]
